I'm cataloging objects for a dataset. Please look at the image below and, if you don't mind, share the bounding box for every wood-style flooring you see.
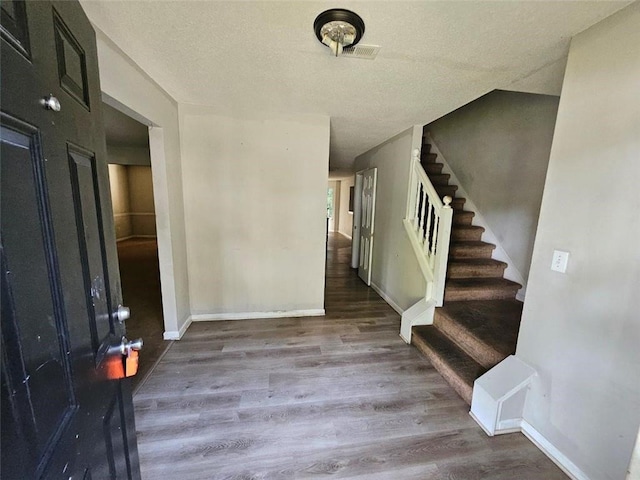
[133,233,567,479]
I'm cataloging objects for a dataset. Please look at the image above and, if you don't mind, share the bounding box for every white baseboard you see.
[116,235,157,242]
[521,420,590,480]
[164,309,326,338]
[190,309,326,322]
[370,282,404,316]
[163,315,192,340]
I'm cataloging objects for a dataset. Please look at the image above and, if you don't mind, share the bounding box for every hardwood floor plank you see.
[134,233,567,479]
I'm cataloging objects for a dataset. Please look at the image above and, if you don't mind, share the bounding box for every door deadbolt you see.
[40,95,61,112]
[114,305,130,323]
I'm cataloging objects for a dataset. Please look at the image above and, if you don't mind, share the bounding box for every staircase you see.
[411,138,523,405]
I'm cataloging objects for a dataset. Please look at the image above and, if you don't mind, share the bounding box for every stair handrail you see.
[403,148,453,306]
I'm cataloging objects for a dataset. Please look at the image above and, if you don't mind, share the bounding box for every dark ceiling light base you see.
[314,9,365,56]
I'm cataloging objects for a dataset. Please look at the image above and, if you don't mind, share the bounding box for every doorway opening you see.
[327,184,335,233]
[103,102,167,391]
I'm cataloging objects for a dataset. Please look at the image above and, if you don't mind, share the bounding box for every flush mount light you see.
[314,9,365,57]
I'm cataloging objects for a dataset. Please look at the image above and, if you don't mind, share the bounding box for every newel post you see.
[433,196,453,306]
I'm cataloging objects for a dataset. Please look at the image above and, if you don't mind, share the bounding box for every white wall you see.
[517,4,640,479]
[91,27,190,339]
[179,104,329,317]
[428,90,560,283]
[108,164,132,240]
[354,128,426,311]
[128,166,156,237]
[108,163,156,239]
[338,176,355,239]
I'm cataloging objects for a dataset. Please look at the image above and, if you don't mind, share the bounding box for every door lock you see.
[107,337,143,378]
[117,337,143,356]
[113,305,130,323]
[40,94,61,112]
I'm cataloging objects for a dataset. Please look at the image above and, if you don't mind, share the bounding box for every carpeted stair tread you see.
[424,163,444,174]
[435,184,458,198]
[453,210,475,226]
[450,197,466,210]
[412,133,525,406]
[412,326,485,405]
[434,300,523,368]
[449,241,495,259]
[451,225,485,241]
[421,152,438,163]
[444,277,521,301]
[427,173,451,186]
[447,258,508,278]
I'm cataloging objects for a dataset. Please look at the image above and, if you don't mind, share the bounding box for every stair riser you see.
[421,142,432,154]
[444,287,519,302]
[449,245,495,259]
[434,315,507,369]
[447,264,507,279]
[451,198,466,210]
[453,212,474,226]
[427,174,450,186]
[435,186,457,198]
[423,163,443,174]
[422,152,438,163]
[451,228,483,242]
[412,335,474,405]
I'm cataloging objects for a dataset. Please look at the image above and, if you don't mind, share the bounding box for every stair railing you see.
[403,148,453,306]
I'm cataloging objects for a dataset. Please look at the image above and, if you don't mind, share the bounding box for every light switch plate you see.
[551,250,569,273]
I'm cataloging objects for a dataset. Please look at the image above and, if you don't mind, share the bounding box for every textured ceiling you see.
[81,1,631,172]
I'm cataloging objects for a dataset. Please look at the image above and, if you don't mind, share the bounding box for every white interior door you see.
[358,168,378,285]
[350,173,363,268]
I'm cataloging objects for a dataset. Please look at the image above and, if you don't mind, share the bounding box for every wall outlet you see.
[551,250,570,273]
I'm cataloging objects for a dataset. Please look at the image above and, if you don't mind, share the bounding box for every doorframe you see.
[101,93,176,339]
[327,180,340,233]
[351,170,364,269]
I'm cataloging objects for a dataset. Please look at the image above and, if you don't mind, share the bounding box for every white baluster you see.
[423,201,433,254]
[419,187,428,245]
[408,171,417,225]
[413,181,421,230]
[430,214,439,262]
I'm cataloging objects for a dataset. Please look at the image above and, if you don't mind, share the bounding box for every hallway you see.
[132,233,566,479]
[118,238,168,390]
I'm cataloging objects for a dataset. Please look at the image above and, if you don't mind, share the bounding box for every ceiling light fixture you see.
[314,9,365,57]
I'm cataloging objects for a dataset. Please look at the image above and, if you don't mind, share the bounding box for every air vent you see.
[341,44,381,60]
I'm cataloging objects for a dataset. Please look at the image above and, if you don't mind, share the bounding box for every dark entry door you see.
[1,1,141,478]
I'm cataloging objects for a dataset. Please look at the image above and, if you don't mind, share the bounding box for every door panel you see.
[357,168,377,285]
[0,0,30,58]
[1,1,140,478]
[68,146,114,355]
[0,115,77,478]
[53,9,90,109]
[103,384,134,479]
